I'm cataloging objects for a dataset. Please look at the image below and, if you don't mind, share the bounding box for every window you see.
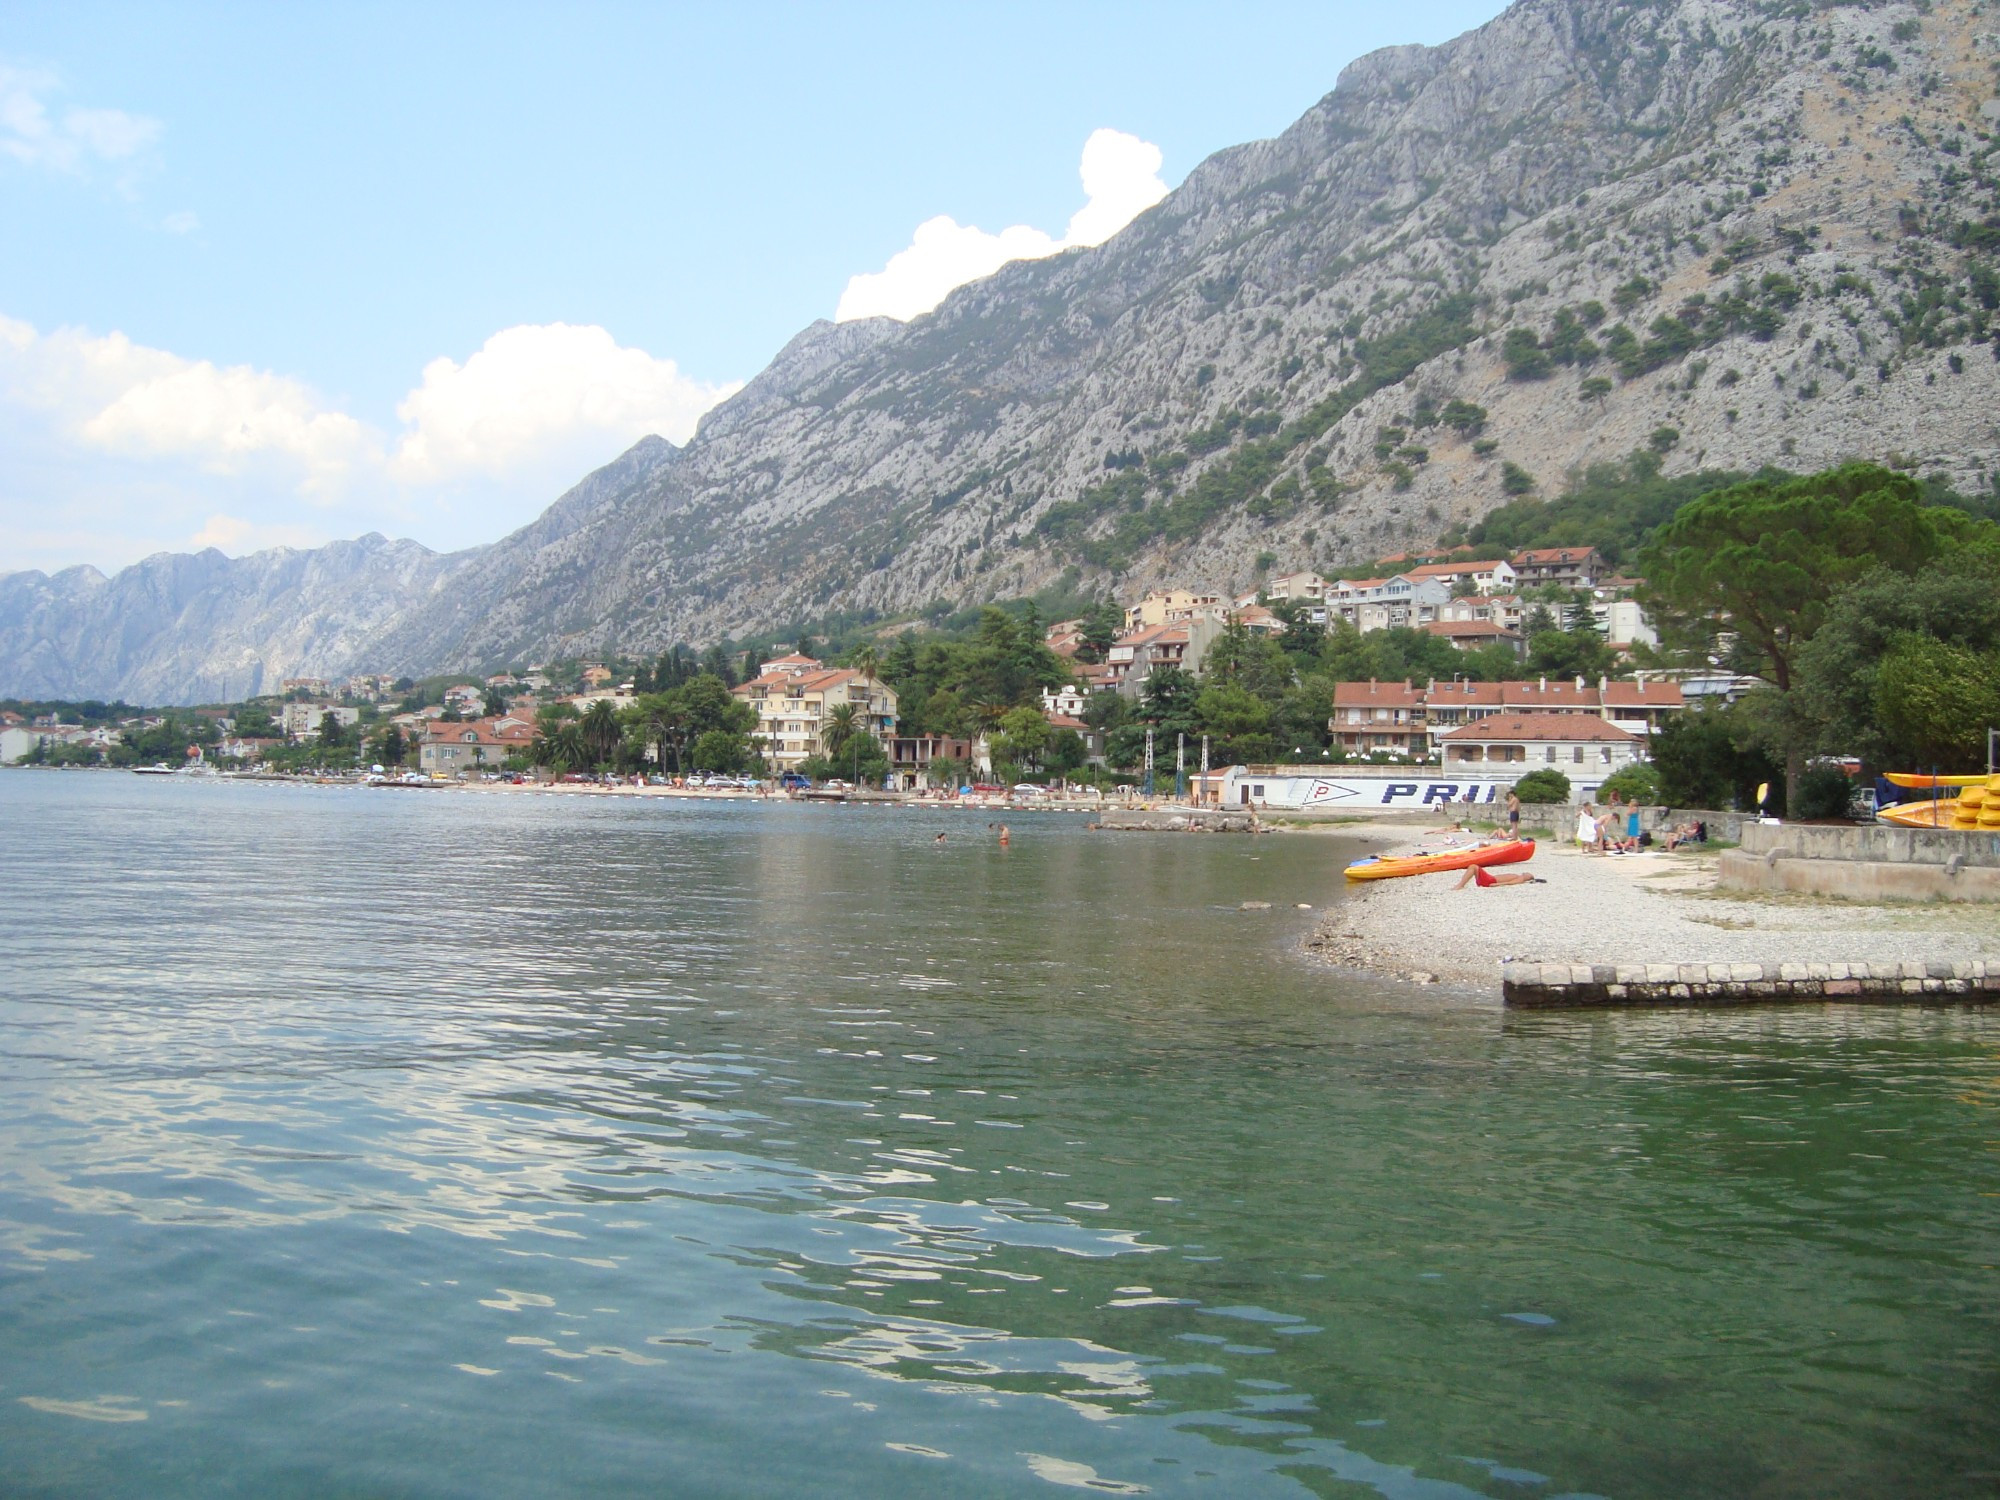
[1572,747,1584,763]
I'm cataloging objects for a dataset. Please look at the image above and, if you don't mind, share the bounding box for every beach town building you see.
[1045,712,1105,765]
[1330,681,1430,755]
[1104,618,1222,696]
[1234,572,1329,622]
[443,684,486,716]
[1436,712,1645,774]
[1420,619,1526,656]
[1124,589,1229,631]
[581,665,613,688]
[1324,575,1454,631]
[1509,546,1606,589]
[219,734,282,761]
[1232,603,1288,637]
[279,677,331,697]
[1044,619,1088,659]
[888,735,980,789]
[1,724,85,763]
[1401,558,1518,596]
[1592,597,1658,649]
[731,655,899,772]
[417,716,535,775]
[1330,676,1685,757]
[1042,684,1090,719]
[281,703,361,742]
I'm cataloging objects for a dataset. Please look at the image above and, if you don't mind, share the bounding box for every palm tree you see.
[848,643,881,683]
[822,702,860,758]
[581,699,621,768]
[534,722,587,774]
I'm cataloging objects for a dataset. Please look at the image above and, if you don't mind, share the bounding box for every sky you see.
[0,1,1509,577]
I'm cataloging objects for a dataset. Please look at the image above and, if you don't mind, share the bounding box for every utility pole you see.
[1176,732,1186,801]
[1144,727,1155,798]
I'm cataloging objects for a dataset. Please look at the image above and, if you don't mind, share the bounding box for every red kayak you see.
[1344,838,1536,882]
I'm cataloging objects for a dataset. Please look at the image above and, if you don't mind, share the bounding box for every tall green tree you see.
[993,706,1050,771]
[1640,463,1993,804]
[1872,635,2000,771]
[1791,553,2000,771]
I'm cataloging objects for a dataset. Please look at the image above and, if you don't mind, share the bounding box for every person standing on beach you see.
[1576,802,1600,853]
[1506,790,1521,840]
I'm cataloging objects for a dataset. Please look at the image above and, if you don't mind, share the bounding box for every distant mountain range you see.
[9,0,2000,704]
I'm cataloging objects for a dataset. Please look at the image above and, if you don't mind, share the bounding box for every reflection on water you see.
[0,773,1996,1498]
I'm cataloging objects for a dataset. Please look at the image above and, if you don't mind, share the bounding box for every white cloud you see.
[0,315,375,496]
[162,210,199,235]
[0,64,161,175]
[836,128,1169,323]
[391,322,740,484]
[0,313,743,572]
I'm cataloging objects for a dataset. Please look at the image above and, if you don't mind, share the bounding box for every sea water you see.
[1,773,1994,1497]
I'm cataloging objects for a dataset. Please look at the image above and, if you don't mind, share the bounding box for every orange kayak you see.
[1883,773,1986,789]
[1345,838,1537,881]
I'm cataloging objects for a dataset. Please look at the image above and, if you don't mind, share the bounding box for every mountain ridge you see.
[10,0,2000,702]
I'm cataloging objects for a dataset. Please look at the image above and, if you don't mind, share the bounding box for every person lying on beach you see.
[1661,821,1701,851]
[1453,864,1546,889]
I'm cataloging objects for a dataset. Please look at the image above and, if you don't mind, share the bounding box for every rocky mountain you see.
[0,533,472,704]
[11,0,2000,702]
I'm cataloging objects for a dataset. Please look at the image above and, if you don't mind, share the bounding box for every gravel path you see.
[1304,834,2000,987]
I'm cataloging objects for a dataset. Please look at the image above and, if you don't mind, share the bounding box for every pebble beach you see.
[1305,832,2000,988]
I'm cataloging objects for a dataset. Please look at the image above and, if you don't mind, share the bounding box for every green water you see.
[0,773,1994,1497]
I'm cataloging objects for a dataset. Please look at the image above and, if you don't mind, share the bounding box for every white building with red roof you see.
[1437,712,1644,775]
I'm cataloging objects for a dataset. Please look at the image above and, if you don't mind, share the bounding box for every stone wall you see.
[1738,821,2000,867]
[1719,821,2000,902]
[1442,802,1745,843]
[1504,960,2000,1008]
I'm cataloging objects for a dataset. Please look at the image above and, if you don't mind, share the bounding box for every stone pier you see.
[1503,959,2000,1008]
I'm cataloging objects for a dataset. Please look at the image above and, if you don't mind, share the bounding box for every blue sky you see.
[1,1,1507,574]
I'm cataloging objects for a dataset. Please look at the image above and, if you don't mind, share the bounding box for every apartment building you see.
[732,655,899,771]
[1330,676,1685,757]
[1510,546,1606,588]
